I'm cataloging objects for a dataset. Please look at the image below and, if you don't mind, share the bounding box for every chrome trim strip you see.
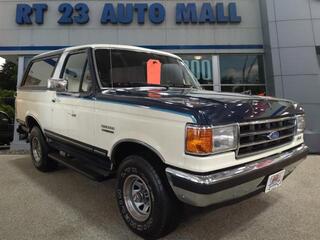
[44,129,108,155]
[239,116,296,126]
[101,129,114,134]
[93,149,107,156]
[46,131,93,152]
[240,124,295,137]
[166,144,308,186]
[240,133,295,148]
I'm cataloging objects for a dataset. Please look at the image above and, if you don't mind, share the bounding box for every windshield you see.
[94,49,201,89]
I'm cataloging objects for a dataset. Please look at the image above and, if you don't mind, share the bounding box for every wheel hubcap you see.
[123,174,152,222]
[31,137,42,163]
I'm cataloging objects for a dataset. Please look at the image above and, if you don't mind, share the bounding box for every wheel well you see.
[111,141,165,170]
[25,116,41,132]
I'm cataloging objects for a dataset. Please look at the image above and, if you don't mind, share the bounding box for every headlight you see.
[296,115,306,134]
[212,125,238,154]
[185,124,238,155]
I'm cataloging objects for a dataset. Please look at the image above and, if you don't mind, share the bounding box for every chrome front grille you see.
[237,117,296,158]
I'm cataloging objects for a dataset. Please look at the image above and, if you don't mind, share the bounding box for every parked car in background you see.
[16,45,308,239]
[0,111,14,145]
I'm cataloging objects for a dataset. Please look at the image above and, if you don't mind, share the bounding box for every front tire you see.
[30,126,56,172]
[116,155,180,239]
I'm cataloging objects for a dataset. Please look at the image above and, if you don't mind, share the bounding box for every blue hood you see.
[96,88,304,125]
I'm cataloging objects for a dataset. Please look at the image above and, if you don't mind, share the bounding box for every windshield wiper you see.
[110,82,196,89]
[169,84,195,89]
[112,82,169,89]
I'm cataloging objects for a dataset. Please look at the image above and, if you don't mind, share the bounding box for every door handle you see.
[67,113,77,117]
[52,97,61,103]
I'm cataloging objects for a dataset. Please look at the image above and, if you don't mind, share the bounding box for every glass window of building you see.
[180,55,214,90]
[219,55,266,95]
[315,46,320,63]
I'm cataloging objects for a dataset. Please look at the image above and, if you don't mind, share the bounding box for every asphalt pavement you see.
[0,154,319,240]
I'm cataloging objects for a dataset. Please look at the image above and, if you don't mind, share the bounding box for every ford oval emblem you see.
[267,131,280,140]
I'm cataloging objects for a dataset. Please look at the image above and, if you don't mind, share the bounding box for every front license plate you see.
[265,170,286,193]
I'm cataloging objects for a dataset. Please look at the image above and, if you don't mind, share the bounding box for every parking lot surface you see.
[0,154,319,240]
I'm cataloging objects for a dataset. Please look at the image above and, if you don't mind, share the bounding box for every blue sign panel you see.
[16,2,241,25]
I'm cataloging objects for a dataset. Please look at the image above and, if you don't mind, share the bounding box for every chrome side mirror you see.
[48,79,67,92]
[1,118,9,123]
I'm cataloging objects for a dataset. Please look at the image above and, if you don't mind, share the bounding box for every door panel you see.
[69,97,95,144]
[50,94,73,137]
[51,50,95,146]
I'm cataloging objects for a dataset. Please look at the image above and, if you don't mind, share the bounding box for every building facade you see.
[0,0,319,152]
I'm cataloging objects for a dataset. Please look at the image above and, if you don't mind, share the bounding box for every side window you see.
[62,52,88,93]
[23,57,59,87]
[81,62,93,92]
[95,49,111,87]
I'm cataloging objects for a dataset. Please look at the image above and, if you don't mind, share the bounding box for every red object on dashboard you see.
[147,59,161,85]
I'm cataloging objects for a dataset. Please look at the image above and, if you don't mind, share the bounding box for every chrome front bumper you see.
[166,144,309,207]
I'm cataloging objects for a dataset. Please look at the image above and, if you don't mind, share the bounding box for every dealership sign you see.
[16,2,241,25]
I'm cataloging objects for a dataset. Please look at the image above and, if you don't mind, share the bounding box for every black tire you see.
[29,126,57,172]
[116,155,180,239]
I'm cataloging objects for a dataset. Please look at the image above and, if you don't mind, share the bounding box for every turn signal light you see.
[186,125,213,155]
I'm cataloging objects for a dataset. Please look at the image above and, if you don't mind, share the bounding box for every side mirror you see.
[48,79,67,92]
[1,118,9,123]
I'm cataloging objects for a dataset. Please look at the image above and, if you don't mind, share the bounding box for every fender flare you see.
[25,114,42,132]
[110,138,166,164]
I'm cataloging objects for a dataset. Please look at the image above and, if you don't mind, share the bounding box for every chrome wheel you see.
[31,137,42,163]
[123,174,152,222]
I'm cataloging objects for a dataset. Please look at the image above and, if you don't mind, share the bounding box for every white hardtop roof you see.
[34,44,181,60]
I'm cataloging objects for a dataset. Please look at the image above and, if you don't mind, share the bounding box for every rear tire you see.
[30,126,57,172]
[116,155,180,239]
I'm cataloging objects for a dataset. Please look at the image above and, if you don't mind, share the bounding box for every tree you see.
[0,62,17,119]
[0,61,17,91]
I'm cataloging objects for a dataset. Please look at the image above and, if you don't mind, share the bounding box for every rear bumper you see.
[166,144,309,207]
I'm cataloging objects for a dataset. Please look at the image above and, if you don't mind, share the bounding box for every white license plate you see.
[265,170,286,193]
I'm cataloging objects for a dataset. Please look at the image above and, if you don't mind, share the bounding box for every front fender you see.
[109,131,165,162]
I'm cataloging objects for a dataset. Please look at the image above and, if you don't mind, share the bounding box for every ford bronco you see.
[16,45,308,239]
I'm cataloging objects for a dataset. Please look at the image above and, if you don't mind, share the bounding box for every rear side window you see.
[23,57,59,88]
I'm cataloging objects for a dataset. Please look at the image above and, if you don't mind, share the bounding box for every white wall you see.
[0,0,263,55]
[260,0,320,153]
